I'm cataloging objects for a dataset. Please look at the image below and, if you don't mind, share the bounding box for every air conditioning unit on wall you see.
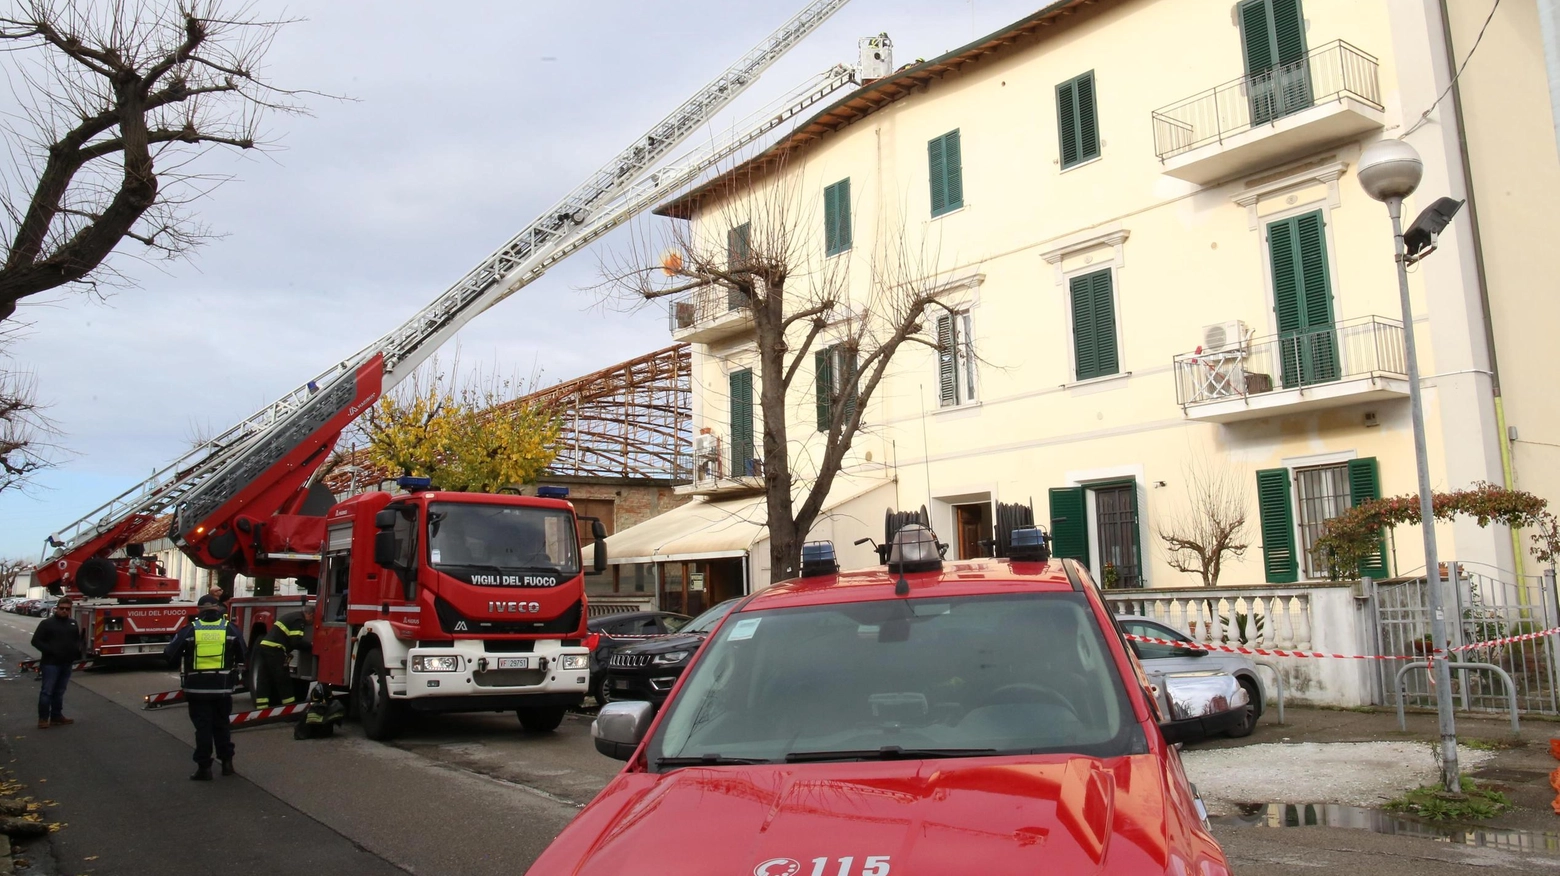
[1201,320,1248,354]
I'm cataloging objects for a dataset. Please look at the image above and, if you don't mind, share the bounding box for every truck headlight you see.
[651,650,689,666]
[413,655,460,672]
[559,655,589,670]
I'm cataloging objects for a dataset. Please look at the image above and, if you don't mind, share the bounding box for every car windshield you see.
[646,593,1140,768]
[662,615,693,633]
[682,599,739,635]
[426,503,580,577]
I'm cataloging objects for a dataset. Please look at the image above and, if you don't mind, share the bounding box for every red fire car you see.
[529,525,1233,875]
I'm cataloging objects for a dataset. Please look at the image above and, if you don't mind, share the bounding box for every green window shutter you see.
[1239,0,1276,75]
[1049,487,1090,564]
[1348,457,1390,578]
[1076,72,1099,163]
[841,348,858,421]
[943,131,963,211]
[1071,269,1117,380]
[727,223,751,268]
[1256,468,1298,583]
[1057,78,1078,168]
[814,347,834,432]
[929,131,962,217]
[1057,72,1100,169]
[927,136,948,216]
[1271,0,1307,66]
[1240,0,1310,123]
[824,178,851,256]
[729,369,753,477]
[1269,212,1337,386]
[936,315,959,406]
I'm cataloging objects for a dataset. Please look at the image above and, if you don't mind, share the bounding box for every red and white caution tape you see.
[18,659,93,673]
[1123,633,1422,660]
[1125,624,1560,661]
[1445,626,1560,652]
[142,689,185,708]
[228,702,308,726]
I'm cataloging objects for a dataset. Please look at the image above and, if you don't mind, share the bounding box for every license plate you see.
[497,657,529,669]
[613,679,630,690]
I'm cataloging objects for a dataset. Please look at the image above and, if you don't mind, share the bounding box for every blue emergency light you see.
[536,485,570,499]
[1008,526,1051,562]
[800,541,838,578]
[396,476,432,492]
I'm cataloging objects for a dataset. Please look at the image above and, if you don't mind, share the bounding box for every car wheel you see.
[356,649,403,741]
[517,705,567,732]
[1226,678,1261,738]
[589,674,606,707]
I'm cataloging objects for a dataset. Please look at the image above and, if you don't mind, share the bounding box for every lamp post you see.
[1357,138,1459,792]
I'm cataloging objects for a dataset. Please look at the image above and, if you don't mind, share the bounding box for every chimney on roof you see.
[858,33,893,82]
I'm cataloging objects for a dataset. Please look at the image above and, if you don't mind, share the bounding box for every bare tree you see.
[0,0,316,321]
[1156,452,1250,587]
[0,328,53,494]
[602,160,959,580]
[0,556,29,591]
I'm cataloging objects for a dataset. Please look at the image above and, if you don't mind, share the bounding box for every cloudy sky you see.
[0,0,1046,558]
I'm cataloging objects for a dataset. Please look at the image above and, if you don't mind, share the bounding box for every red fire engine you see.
[31,1,857,732]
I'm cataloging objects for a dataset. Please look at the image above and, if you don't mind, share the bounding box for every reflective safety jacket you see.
[164,614,246,694]
[261,611,309,653]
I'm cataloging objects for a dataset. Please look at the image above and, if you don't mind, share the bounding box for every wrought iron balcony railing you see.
[668,284,751,334]
[1173,315,1406,408]
[1152,40,1383,161]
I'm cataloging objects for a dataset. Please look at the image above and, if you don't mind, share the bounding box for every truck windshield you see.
[646,593,1140,769]
[426,503,580,578]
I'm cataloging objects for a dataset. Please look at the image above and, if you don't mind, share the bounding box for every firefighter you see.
[253,603,314,708]
[163,598,246,780]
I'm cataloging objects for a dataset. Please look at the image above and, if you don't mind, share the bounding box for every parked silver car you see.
[1117,614,1265,737]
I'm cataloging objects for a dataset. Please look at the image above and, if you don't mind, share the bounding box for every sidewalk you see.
[0,642,404,876]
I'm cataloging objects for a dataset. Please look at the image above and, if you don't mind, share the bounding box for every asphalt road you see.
[3,607,1560,875]
[0,609,618,875]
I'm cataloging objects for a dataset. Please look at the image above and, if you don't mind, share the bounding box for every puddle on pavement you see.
[1213,802,1560,853]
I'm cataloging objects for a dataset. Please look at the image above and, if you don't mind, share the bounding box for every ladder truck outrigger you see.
[34,2,861,737]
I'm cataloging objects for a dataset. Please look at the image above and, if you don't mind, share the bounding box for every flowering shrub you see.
[1314,483,1560,578]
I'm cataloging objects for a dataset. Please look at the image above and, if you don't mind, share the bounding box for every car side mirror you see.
[375,509,398,529]
[593,701,654,760]
[593,539,608,574]
[374,531,399,568]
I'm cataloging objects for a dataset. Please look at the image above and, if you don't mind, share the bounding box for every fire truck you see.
[31,2,859,732]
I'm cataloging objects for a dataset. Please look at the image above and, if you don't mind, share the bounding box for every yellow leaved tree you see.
[360,357,561,493]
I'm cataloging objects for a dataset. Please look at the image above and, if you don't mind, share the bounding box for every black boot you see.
[220,760,235,777]
[190,765,213,781]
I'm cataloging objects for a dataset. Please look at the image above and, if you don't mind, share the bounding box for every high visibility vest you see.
[192,619,230,671]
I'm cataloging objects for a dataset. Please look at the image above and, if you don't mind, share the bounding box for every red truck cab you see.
[306,486,599,737]
[530,526,1230,875]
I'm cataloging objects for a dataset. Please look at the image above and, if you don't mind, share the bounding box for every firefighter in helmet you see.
[164,597,246,780]
[253,602,315,709]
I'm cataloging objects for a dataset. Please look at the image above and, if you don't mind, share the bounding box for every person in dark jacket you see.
[253,603,314,708]
[164,600,246,780]
[30,596,81,730]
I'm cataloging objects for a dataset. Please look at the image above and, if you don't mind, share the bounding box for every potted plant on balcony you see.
[1102,562,1120,589]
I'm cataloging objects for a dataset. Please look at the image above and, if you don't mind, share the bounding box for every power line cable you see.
[1402,0,1502,139]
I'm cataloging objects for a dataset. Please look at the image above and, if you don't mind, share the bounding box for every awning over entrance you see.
[606,475,895,565]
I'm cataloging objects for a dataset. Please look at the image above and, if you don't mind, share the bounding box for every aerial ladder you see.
[35,0,858,602]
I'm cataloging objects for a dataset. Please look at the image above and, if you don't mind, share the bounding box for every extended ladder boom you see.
[43,0,855,574]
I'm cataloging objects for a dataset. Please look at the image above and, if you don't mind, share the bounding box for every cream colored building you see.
[607,0,1560,599]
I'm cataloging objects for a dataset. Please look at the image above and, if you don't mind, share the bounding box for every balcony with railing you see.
[1173,315,1408,423]
[669,285,754,344]
[1151,41,1384,185]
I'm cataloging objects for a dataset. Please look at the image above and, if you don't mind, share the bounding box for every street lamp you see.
[1358,138,1465,793]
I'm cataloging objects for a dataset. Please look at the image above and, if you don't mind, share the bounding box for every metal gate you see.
[1371,562,1560,714]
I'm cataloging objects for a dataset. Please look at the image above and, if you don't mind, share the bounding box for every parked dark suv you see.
[586,610,691,704]
[600,598,741,707]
